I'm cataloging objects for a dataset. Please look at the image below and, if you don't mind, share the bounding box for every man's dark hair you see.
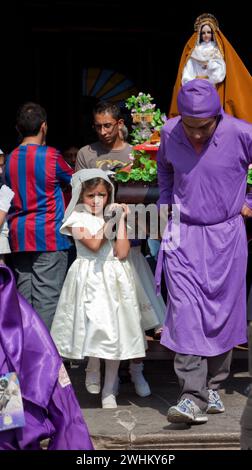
[16,102,47,138]
[93,101,122,121]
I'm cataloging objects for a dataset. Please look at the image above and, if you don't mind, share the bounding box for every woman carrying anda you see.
[169,13,252,123]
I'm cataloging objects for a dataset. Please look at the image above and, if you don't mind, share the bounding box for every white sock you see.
[86,356,100,371]
[85,357,100,382]
[102,360,120,397]
[130,361,147,383]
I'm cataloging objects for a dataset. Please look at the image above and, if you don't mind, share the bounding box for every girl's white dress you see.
[51,204,146,360]
[129,246,165,330]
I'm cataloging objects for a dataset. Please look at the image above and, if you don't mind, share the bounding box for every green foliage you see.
[125,92,166,145]
[114,150,157,183]
[115,92,166,183]
[125,93,155,114]
[151,108,165,132]
[247,168,252,185]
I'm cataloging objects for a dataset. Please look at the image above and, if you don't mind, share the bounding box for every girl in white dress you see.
[51,169,146,408]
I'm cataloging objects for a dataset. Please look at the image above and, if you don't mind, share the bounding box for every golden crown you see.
[194,13,219,32]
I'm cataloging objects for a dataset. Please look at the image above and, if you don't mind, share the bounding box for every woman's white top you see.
[182,41,226,85]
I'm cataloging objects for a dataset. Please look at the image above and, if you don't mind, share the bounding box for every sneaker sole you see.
[85,383,101,394]
[207,406,225,414]
[167,409,208,424]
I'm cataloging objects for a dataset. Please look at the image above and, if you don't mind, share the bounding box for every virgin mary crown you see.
[194,13,219,33]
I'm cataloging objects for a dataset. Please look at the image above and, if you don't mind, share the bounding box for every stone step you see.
[92,432,240,450]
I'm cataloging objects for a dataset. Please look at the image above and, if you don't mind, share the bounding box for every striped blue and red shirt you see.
[5,144,73,252]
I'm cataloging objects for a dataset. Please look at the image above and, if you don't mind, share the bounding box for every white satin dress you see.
[51,204,146,360]
[182,41,226,85]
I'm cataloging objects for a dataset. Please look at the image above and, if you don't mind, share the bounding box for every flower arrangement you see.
[114,92,166,184]
[125,92,155,115]
[125,92,166,145]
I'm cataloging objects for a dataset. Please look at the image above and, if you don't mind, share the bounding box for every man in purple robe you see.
[156,79,252,424]
[0,264,93,449]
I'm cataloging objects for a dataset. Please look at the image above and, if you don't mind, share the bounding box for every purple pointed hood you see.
[177,79,221,117]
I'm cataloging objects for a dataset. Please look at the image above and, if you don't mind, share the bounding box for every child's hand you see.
[241,204,252,218]
[120,203,130,218]
[104,203,123,221]
[105,203,129,221]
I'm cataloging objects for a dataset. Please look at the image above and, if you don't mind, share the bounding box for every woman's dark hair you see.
[79,178,113,204]
[200,24,214,43]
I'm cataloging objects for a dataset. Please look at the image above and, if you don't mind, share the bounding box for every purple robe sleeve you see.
[157,130,174,208]
[47,379,93,450]
[244,131,252,209]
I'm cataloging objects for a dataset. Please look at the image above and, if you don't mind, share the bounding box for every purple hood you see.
[177,79,221,117]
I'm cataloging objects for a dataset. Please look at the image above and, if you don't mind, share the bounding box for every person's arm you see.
[243,140,252,216]
[242,184,252,217]
[157,130,174,209]
[241,203,252,218]
[113,204,130,260]
[75,148,88,171]
[0,185,15,227]
[182,58,196,85]
[69,224,108,252]
[0,210,6,227]
[55,151,73,185]
[69,209,118,252]
[156,130,174,237]
[207,57,226,84]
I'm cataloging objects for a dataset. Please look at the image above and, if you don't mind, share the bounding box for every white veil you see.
[63,168,115,223]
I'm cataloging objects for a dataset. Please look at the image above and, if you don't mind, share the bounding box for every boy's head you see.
[92,101,124,147]
[16,102,47,138]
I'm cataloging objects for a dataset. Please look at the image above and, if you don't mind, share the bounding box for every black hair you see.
[92,101,122,121]
[79,177,113,204]
[16,102,47,137]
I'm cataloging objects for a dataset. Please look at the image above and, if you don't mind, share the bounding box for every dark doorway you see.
[1,1,252,152]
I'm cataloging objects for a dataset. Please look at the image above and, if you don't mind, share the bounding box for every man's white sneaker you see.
[167,398,208,424]
[207,389,225,414]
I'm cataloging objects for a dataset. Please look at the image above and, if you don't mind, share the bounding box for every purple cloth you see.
[0,264,93,450]
[177,79,221,117]
[156,109,252,356]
